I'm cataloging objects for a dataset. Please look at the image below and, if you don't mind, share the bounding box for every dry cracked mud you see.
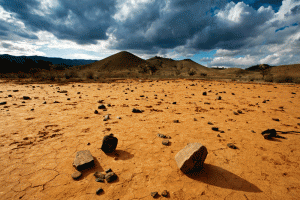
[0,79,300,199]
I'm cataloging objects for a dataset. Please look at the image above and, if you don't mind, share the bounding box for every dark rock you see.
[140,95,145,97]
[151,192,158,198]
[132,108,143,113]
[237,110,243,114]
[261,129,277,139]
[202,92,207,96]
[8,94,12,97]
[194,118,197,121]
[43,101,46,104]
[172,102,176,104]
[212,127,219,131]
[262,100,267,103]
[67,98,70,100]
[30,108,34,111]
[73,150,94,171]
[94,110,98,114]
[217,134,221,137]
[233,111,239,115]
[98,104,106,109]
[107,104,111,107]
[175,143,208,173]
[272,118,280,121]
[101,134,118,153]
[157,133,166,138]
[208,122,213,125]
[162,140,169,146]
[0,102,7,105]
[98,100,104,103]
[216,96,222,100]
[23,96,30,100]
[53,101,60,103]
[96,188,103,195]
[105,172,117,182]
[71,171,82,180]
[204,102,210,105]
[13,90,19,92]
[220,130,225,133]
[292,92,296,94]
[227,143,238,149]
[105,168,112,173]
[173,120,179,123]
[77,92,80,94]
[59,90,68,93]
[161,190,168,197]
[232,93,235,95]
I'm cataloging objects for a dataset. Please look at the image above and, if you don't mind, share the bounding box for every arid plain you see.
[0,79,299,200]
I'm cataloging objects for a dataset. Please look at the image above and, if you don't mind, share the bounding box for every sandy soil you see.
[0,79,299,200]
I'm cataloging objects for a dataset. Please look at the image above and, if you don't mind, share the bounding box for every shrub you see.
[65,70,79,79]
[188,69,197,76]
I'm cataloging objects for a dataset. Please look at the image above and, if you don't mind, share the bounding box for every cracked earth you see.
[0,79,300,199]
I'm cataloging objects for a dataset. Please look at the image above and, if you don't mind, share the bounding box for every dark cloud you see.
[1,0,116,44]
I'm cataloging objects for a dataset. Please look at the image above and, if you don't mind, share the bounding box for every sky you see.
[0,0,299,68]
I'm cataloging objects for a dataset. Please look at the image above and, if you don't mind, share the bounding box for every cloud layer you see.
[0,0,299,67]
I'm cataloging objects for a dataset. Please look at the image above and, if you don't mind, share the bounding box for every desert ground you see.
[0,79,299,200]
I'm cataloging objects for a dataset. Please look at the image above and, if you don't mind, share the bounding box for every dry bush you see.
[64,70,79,79]
[274,75,300,84]
[188,69,197,76]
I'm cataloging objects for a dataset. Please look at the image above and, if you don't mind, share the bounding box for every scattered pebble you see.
[94,110,98,114]
[151,192,158,198]
[212,127,219,131]
[162,140,169,146]
[96,188,103,195]
[105,172,117,182]
[202,92,207,96]
[132,108,143,113]
[0,102,7,105]
[272,118,280,121]
[98,104,106,109]
[103,114,110,121]
[71,171,82,180]
[173,120,179,123]
[227,143,238,149]
[208,122,213,125]
[105,168,112,173]
[161,190,168,197]
[23,96,30,100]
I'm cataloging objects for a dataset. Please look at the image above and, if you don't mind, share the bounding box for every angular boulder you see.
[73,150,94,171]
[101,134,118,153]
[175,143,208,173]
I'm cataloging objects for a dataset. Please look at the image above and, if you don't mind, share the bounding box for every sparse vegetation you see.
[188,68,197,76]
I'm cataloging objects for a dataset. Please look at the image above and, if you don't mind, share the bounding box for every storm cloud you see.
[0,0,299,67]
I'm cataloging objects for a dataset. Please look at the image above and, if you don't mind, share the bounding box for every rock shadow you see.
[105,150,134,160]
[186,164,262,193]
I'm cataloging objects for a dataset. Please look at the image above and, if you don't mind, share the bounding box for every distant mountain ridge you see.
[0,54,97,67]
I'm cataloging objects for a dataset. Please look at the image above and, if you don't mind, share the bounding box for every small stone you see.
[157,133,166,138]
[94,110,98,114]
[132,108,143,113]
[71,171,82,180]
[202,92,207,96]
[13,90,19,92]
[140,95,145,97]
[216,96,222,100]
[161,190,168,197]
[172,102,176,104]
[220,130,225,133]
[272,118,280,121]
[43,101,46,104]
[233,111,239,115]
[0,102,7,105]
[261,129,277,139]
[162,140,169,146]
[30,108,34,111]
[53,101,60,103]
[77,92,80,94]
[217,134,221,137]
[103,114,110,121]
[73,150,94,171]
[227,143,238,149]
[105,172,117,182]
[232,93,235,95]
[94,171,105,179]
[98,100,104,103]
[98,104,106,109]
[8,94,12,97]
[101,133,118,153]
[151,192,158,198]
[96,188,103,195]
[95,177,105,182]
[193,118,197,121]
[173,120,179,123]
[23,96,30,100]
[175,143,208,173]
[117,116,121,119]
[237,110,243,114]
[262,100,267,103]
[105,168,112,173]
[212,127,219,131]
[207,121,213,125]
[59,90,68,93]
[67,98,70,100]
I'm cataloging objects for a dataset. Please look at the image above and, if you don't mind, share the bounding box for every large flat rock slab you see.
[175,143,208,173]
[73,150,94,171]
